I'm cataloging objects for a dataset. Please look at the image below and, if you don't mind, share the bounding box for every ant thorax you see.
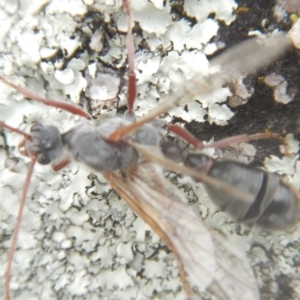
[62,116,160,172]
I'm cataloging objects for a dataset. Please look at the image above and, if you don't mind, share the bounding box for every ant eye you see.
[31,123,43,132]
[37,153,51,165]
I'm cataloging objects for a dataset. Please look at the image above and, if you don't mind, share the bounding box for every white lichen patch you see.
[184,0,238,25]
[264,154,298,175]
[1,0,299,300]
[264,134,300,175]
[228,78,254,107]
[290,18,300,48]
[85,64,121,116]
[216,142,257,164]
[264,73,295,104]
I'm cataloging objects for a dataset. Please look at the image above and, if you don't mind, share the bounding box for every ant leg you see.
[0,121,31,141]
[51,157,71,171]
[165,123,288,153]
[164,124,205,149]
[18,139,30,156]
[107,0,138,142]
[121,0,136,115]
[0,121,32,157]
[5,154,37,300]
[108,100,172,142]
[0,121,37,299]
[0,74,91,119]
[204,132,288,153]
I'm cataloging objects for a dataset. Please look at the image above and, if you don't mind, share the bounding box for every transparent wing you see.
[161,32,292,109]
[104,160,259,300]
[109,33,291,141]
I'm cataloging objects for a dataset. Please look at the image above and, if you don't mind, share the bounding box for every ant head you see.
[20,122,64,165]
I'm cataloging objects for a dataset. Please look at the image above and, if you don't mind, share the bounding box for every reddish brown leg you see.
[51,157,71,171]
[121,0,137,115]
[0,121,32,157]
[203,132,287,149]
[0,74,91,119]
[0,121,35,300]
[0,120,70,299]
[18,139,29,156]
[0,121,31,141]
[107,0,139,142]
[164,124,205,148]
[165,123,288,153]
[108,100,172,142]
[5,155,37,300]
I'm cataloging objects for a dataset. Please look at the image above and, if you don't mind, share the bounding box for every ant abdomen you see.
[201,160,299,230]
[161,141,300,230]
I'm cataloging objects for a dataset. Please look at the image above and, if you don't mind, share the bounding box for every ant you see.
[0,1,298,299]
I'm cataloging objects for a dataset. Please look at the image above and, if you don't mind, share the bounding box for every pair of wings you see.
[103,33,293,299]
[104,144,260,300]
